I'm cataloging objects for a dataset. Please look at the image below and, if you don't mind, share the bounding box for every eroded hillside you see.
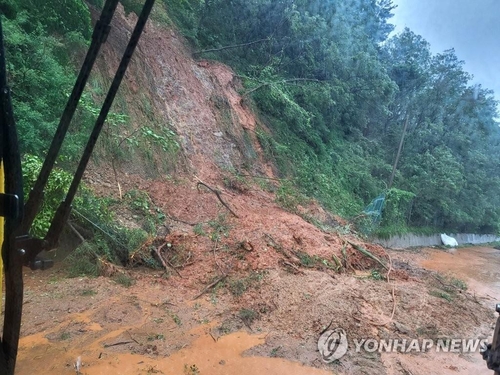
[13,4,497,375]
[82,4,386,274]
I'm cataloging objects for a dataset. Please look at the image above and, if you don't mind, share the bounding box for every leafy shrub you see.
[22,154,73,237]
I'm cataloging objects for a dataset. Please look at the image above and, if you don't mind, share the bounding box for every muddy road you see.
[12,246,500,375]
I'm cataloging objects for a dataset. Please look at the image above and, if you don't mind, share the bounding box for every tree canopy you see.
[183,0,500,234]
[3,0,500,235]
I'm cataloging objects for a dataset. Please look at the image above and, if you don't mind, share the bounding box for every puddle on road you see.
[420,246,500,297]
[17,325,332,375]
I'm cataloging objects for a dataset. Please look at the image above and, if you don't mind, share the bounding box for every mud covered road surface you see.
[9,245,499,375]
[421,246,500,299]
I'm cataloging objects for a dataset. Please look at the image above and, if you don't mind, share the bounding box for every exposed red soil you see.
[8,5,499,375]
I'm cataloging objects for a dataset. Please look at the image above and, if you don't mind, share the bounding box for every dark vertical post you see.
[0,16,24,375]
[45,0,156,248]
[20,0,120,235]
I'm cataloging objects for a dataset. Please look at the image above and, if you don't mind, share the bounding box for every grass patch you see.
[207,214,232,242]
[275,180,305,213]
[222,172,250,194]
[113,273,135,287]
[429,289,453,302]
[217,321,232,336]
[183,364,200,375]
[147,334,165,342]
[171,313,182,326]
[295,251,320,267]
[293,250,338,271]
[193,223,205,236]
[80,288,97,296]
[428,273,467,302]
[227,271,265,297]
[270,346,282,357]
[239,308,259,326]
[370,269,383,280]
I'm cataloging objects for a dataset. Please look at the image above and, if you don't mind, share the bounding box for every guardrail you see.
[373,233,500,249]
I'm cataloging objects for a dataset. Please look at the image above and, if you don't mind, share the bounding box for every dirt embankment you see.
[12,5,499,375]
[83,4,388,278]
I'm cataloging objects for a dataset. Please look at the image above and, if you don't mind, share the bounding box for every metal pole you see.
[45,0,156,247]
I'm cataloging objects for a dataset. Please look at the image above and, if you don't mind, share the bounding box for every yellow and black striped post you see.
[0,161,4,305]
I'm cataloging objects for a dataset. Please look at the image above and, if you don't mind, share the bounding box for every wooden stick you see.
[165,214,198,226]
[103,340,133,348]
[283,261,304,274]
[192,275,228,300]
[196,182,239,218]
[126,330,140,345]
[68,222,85,243]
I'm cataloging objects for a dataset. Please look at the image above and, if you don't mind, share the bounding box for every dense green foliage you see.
[0,0,154,269]
[3,0,500,239]
[165,0,500,234]
[1,0,92,157]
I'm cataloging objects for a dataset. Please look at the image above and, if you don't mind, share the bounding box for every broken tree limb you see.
[193,38,269,56]
[331,253,342,272]
[126,330,140,345]
[192,275,228,300]
[165,214,198,226]
[243,78,324,96]
[282,260,305,275]
[196,182,239,218]
[103,341,133,348]
[155,242,183,278]
[430,273,463,291]
[347,241,388,270]
[208,329,218,343]
[68,221,85,243]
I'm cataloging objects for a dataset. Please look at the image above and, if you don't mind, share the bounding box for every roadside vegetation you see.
[1,0,499,274]
[163,0,500,236]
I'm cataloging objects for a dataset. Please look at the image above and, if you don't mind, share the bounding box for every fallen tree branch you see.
[430,273,462,291]
[243,78,324,96]
[193,38,269,56]
[347,241,388,270]
[103,341,133,348]
[192,275,228,300]
[282,260,305,275]
[165,214,198,226]
[209,329,218,342]
[430,273,479,304]
[68,221,85,243]
[156,242,183,278]
[126,330,140,345]
[196,182,239,218]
